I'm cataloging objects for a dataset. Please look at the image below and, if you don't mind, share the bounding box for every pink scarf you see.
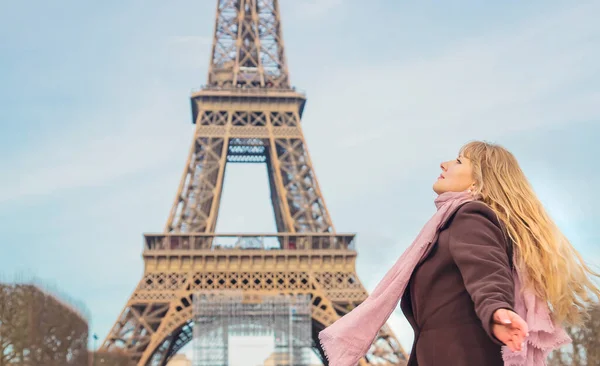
[503,270,571,365]
[318,190,570,366]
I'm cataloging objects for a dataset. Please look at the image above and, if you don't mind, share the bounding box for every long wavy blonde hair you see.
[460,140,599,325]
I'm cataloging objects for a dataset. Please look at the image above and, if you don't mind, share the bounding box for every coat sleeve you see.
[448,202,514,344]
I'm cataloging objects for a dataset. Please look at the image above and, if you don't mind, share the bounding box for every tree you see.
[547,303,600,366]
[0,283,89,366]
[89,350,136,366]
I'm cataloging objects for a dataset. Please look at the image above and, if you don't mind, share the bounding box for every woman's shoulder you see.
[447,200,513,260]
[451,200,502,229]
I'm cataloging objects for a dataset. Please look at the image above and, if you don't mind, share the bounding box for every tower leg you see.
[165,134,229,234]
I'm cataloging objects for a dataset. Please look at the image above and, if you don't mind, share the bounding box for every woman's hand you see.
[492,309,529,352]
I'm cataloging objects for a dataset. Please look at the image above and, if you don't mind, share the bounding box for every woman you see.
[319,141,599,366]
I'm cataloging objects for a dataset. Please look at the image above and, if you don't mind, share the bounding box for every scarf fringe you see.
[501,327,572,365]
[318,333,331,363]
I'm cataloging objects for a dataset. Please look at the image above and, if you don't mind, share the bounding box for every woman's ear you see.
[468,182,476,194]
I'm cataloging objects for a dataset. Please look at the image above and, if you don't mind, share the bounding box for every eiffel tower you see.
[101,1,408,365]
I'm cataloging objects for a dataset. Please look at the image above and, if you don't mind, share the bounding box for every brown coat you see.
[400,201,515,366]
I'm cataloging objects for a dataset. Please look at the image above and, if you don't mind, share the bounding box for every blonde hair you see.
[460,140,599,325]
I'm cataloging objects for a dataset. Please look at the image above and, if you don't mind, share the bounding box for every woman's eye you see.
[456,158,462,164]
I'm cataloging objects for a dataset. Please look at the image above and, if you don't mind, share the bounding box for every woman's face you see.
[433,154,475,194]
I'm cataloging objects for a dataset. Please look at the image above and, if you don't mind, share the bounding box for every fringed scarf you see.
[318,191,570,366]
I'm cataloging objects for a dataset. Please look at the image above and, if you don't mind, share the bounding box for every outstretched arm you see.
[448,202,526,350]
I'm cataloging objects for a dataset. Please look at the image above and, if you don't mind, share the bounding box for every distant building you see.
[167,354,192,366]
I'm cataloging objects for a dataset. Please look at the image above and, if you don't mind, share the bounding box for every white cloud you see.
[0,87,192,203]
[302,1,600,200]
[287,0,344,19]
[170,35,213,46]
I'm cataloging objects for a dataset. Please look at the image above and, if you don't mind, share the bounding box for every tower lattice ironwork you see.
[101,1,408,365]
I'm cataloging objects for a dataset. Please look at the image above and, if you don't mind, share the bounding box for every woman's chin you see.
[432,182,445,195]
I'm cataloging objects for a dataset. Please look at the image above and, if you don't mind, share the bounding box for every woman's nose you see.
[440,162,448,171]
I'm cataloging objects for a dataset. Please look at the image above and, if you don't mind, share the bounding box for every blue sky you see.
[1,0,599,362]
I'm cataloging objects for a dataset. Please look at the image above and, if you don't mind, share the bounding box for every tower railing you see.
[143,233,356,252]
[191,85,306,95]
